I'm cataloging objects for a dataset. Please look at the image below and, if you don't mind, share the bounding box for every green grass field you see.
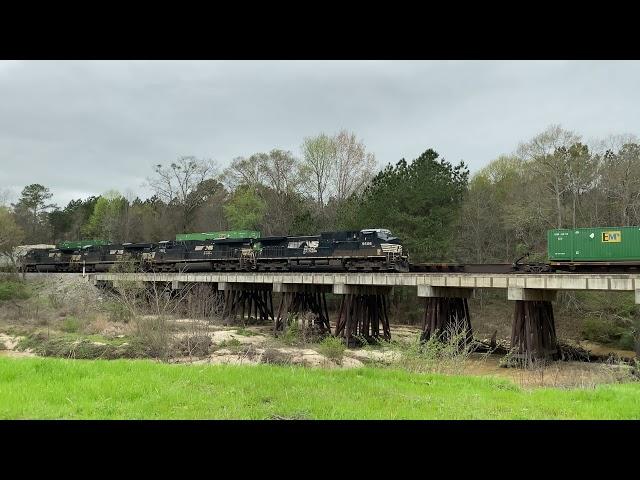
[1,357,639,419]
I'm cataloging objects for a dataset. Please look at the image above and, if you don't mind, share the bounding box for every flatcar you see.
[506,226,640,273]
[412,226,640,274]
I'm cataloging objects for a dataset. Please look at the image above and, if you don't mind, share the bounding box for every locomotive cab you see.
[360,228,404,255]
[359,228,408,271]
[21,246,58,272]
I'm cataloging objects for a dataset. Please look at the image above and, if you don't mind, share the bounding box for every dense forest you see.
[2,125,640,265]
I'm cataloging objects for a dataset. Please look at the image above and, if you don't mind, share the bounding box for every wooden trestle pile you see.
[510,300,559,363]
[274,291,331,334]
[221,284,274,324]
[334,293,391,345]
[420,297,473,344]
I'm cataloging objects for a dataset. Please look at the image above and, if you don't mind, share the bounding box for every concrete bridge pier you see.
[333,284,392,345]
[218,282,274,325]
[417,286,473,344]
[272,283,332,334]
[507,288,559,363]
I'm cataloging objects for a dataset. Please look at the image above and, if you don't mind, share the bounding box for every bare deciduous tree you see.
[517,124,581,228]
[147,156,217,231]
[222,154,267,190]
[332,130,376,202]
[109,260,202,361]
[0,207,25,273]
[222,149,310,235]
[260,149,306,195]
[593,133,640,156]
[600,143,640,225]
[454,175,499,263]
[301,133,336,207]
[0,189,13,207]
[562,143,598,228]
[258,149,308,235]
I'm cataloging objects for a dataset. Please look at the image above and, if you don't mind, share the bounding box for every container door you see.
[547,229,573,261]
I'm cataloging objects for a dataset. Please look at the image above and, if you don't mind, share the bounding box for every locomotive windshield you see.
[361,228,393,240]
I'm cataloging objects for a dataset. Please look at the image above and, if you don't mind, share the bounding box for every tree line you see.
[2,125,640,265]
[454,125,640,263]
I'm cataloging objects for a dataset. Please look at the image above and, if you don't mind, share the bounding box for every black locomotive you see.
[20,228,409,273]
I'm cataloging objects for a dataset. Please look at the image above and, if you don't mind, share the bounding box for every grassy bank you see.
[1,357,639,419]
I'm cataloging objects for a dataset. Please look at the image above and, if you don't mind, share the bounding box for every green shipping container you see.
[548,227,640,261]
[57,239,109,250]
[176,230,261,241]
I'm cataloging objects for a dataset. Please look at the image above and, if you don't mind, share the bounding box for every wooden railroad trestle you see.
[334,293,391,345]
[221,283,274,325]
[164,278,562,362]
[274,291,332,334]
[421,297,473,344]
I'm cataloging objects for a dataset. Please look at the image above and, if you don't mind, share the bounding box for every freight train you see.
[20,228,410,273]
[19,226,640,275]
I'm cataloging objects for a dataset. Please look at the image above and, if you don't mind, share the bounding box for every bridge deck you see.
[85,271,640,292]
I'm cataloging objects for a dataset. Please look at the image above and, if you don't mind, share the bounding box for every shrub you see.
[133,315,170,360]
[395,325,474,374]
[61,316,81,333]
[280,319,301,346]
[618,332,636,351]
[0,280,29,302]
[317,336,346,364]
[105,300,134,323]
[16,334,43,352]
[261,348,293,365]
[234,327,258,337]
[582,317,620,344]
[216,338,242,351]
[172,334,212,357]
[16,333,151,359]
[85,315,110,335]
[581,316,634,349]
[47,292,65,309]
[279,313,321,346]
[572,291,637,318]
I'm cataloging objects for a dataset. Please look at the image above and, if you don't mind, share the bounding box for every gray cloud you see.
[1,60,639,207]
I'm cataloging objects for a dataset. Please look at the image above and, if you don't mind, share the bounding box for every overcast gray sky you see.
[1,60,639,207]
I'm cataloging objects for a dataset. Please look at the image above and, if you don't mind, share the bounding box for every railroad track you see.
[12,262,640,276]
